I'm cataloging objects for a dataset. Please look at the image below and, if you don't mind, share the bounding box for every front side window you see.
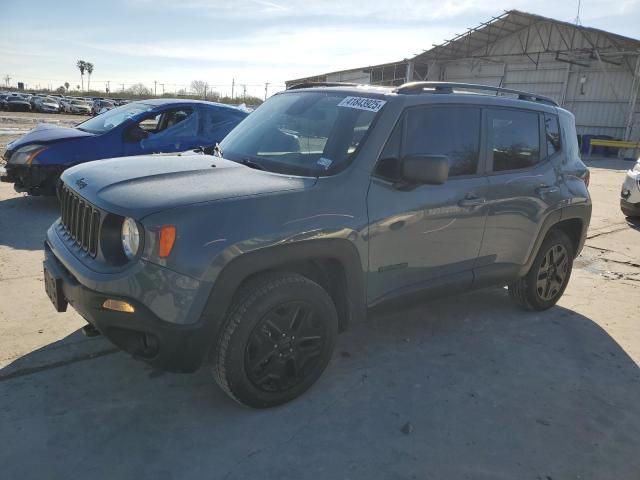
[489,109,541,172]
[137,108,195,134]
[403,106,481,176]
[219,91,383,176]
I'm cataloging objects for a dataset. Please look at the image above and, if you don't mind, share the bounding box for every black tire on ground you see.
[509,228,575,311]
[211,272,339,408]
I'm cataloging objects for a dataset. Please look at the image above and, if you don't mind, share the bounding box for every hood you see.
[8,123,94,150]
[61,153,316,218]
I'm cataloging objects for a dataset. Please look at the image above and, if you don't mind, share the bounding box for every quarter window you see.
[403,106,481,176]
[489,109,541,171]
[544,113,561,157]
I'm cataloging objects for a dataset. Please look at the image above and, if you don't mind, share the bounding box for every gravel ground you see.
[0,113,639,479]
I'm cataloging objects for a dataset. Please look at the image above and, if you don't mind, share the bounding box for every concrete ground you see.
[0,113,639,479]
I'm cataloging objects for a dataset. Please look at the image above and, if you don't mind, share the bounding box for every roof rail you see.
[393,81,559,106]
[288,81,359,90]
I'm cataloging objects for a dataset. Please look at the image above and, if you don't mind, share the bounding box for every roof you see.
[280,81,562,111]
[287,9,640,86]
[417,9,640,63]
[136,98,246,111]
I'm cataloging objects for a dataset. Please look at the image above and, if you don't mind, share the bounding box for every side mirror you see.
[123,125,149,142]
[401,154,449,185]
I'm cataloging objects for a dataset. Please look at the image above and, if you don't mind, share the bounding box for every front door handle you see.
[458,194,486,208]
[536,185,560,197]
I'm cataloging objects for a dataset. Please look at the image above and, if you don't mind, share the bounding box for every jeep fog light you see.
[103,299,135,313]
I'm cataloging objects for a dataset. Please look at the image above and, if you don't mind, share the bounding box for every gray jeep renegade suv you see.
[43,82,591,408]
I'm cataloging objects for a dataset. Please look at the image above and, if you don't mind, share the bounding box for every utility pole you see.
[160,83,165,95]
[264,82,270,101]
[231,78,235,99]
[204,84,207,100]
[121,83,125,92]
[154,80,157,96]
[106,80,110,93]
[242,84,247,100]
[4,75,11,88]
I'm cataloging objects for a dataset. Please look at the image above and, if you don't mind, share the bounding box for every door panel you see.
[366,104,488,304]
[367,176,489,303]
[476,108,560,273]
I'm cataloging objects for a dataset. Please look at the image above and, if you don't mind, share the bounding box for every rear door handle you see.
[458,194,486,207]
[536,185,560,197]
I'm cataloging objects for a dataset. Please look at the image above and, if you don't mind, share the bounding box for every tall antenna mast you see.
[574,0,582,25]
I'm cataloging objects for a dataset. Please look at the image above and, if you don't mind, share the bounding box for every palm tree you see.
[85,62,94,91]
[64,82,70,92]
[76,60,86,91]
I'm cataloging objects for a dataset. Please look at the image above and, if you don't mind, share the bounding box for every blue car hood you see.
[61,153,315,218]
[9,123,94,148]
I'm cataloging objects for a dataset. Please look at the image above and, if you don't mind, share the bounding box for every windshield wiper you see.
[238,158,265,171]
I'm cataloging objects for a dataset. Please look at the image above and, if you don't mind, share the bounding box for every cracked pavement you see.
[0,125,639,480]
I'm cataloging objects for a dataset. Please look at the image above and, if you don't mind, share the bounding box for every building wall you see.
[427,20,640,140]
[287,19,640,141]
[326,70,371,83]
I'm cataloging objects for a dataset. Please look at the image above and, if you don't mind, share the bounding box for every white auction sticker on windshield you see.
[337,96,386,112]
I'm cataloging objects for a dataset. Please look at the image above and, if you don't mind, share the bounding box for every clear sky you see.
[1,0,639,98]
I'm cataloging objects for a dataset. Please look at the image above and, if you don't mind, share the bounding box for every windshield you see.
[219,91,384,176]
[77,102,154,134]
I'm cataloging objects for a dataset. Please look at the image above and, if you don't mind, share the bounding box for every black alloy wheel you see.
[245,300,326,393]
[536,243,569,301]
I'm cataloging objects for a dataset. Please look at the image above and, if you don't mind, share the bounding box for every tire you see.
[211,272,339,408]
[509,229,574,311]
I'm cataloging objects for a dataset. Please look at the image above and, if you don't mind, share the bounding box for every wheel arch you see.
[197,238,366,349]
[519,204,590,277]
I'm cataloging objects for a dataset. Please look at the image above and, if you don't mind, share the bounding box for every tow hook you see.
[82,323,101,337]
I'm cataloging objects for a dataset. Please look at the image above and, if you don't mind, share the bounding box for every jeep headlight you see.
[9,144,46,165]
[121,217,142,259]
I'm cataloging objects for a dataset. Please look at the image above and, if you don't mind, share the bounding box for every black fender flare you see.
[517,203,591,277]
[195,238,366,360]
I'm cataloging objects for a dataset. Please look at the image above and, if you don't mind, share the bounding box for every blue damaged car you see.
[1,99,248,195]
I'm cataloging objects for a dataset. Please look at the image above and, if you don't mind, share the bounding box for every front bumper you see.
[1,163,62,195]
[44,242,212,372]
[621,169,640,217]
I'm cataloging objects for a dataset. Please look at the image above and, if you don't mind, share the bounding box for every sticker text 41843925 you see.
[337,96,386,113]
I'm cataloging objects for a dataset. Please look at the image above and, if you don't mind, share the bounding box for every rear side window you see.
[544,113,561,157]
[488,109,541,172]
[403,106,481,176]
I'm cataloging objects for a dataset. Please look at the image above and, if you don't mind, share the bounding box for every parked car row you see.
[0,91,130,115]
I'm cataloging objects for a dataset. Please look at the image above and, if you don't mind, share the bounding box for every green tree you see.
[64,82,70,92]
[85,62,94,91]
[76,60,86,91]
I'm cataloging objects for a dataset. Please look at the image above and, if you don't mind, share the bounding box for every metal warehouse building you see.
[286,10,640,143]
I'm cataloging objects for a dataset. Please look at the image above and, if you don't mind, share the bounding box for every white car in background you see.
[59,97,74,112]
[67,99,92,115]
[621,158,640,218]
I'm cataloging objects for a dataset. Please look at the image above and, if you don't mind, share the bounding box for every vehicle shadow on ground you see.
[0,194,58,251]
[626,217,640,229]
[1,288,639,479]
[584,157,634,171]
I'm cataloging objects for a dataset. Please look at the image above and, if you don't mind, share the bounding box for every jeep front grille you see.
[59,185,101,257]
